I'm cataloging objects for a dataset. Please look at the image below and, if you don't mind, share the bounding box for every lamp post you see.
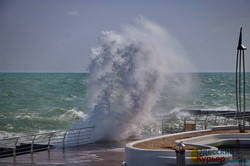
[236,27,247,133]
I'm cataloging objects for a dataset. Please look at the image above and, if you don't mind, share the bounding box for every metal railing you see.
[0,126,95,158]
[161,114,241,135]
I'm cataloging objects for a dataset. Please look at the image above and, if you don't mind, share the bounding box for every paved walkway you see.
[0,140,129,166]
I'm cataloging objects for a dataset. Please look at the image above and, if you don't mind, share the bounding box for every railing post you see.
[204,115,208,129]
[31,135,36,153]
[48,133,53,151]
[161,119,164,135]
[62,131,67,149]
[13,137,19,156]
[77,129,81,145]
[183,118,186,132]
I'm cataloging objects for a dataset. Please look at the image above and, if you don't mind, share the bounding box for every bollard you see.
[176,149,186,166]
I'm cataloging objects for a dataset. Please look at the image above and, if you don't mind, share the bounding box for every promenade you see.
[0,140,128,166]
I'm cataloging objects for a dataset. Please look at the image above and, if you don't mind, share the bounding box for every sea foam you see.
[82,17,193,141]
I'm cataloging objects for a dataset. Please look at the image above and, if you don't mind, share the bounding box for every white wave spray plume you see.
[85,17,194,142]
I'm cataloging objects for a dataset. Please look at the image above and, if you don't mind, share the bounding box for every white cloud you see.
[66,11,79,17]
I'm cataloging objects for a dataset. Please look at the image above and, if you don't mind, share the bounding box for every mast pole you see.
[236,27,247,133]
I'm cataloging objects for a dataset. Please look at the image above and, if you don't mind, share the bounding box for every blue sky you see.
[1,0,250,72]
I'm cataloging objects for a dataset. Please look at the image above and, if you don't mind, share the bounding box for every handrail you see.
[0,126,95,158]
[0,126,95,141]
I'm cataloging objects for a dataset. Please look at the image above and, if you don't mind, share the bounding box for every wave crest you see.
[82,17,193,141]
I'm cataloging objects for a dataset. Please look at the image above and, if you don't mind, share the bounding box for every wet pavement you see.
[0,135,153,166]
[0,141,129,166]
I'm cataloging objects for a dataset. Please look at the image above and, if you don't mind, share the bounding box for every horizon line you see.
[1,71,250,74]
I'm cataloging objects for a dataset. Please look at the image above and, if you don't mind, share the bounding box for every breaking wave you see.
[81,17,193,141]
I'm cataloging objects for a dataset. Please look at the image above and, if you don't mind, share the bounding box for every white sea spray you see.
[81,17,194,141]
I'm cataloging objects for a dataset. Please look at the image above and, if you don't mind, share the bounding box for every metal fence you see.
[161,119,183,134]
[0,126,95,158]
[161,113,241,135]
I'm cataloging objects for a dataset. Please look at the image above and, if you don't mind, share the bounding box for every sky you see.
[0,0,250,73]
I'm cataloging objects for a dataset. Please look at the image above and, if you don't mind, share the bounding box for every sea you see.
[0,72,250,138]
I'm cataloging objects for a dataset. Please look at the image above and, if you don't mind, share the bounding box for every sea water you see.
[0,72,249,138]
[0,73,88,137]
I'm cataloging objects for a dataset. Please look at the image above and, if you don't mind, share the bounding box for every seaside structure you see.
[236,27,247,132]
[123,28,250,166]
